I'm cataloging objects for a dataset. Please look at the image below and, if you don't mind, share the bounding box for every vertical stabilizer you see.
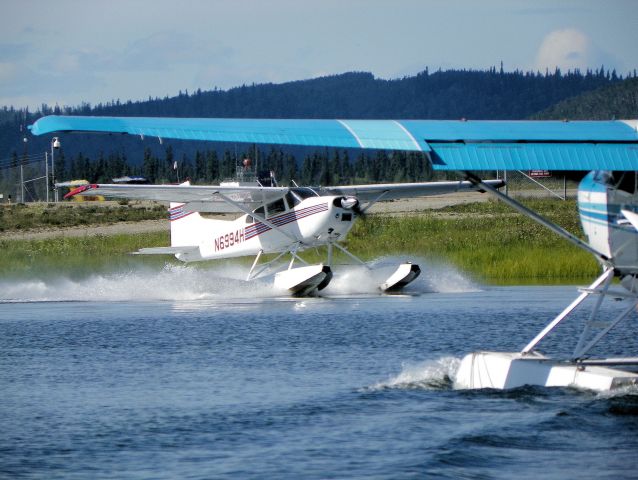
[167,181,226,252]
[169,201,207,247]
[168,181,199,247]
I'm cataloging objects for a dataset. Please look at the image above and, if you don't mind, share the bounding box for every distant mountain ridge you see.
[46,68,621,120]
[532,77,638,120]
[0,67,633,184]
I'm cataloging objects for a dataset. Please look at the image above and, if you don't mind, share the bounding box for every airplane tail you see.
[168,182,226,250]
[168,201,206,247]
[134,199,214,261]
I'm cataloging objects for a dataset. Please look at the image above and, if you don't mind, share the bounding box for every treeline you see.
[8,66,625,121]
[532,77,638,120]
[1,66,635,194]
[0,67,628,164]
[32,146,433,186]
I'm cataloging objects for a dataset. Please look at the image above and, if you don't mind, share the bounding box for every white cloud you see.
[534,28,592,72]
[2,1,636,109]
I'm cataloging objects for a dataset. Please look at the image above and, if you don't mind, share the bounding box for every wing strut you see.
[359,190,390,214]
[463,171,610,265]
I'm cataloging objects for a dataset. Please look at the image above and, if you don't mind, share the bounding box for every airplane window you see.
[246,215,254,224]
[266,199,286,217]
[613,171,637,194]
[253,206,265,219]
[290,188,317,200]
[594,171,612,184]
[286,191,302,207]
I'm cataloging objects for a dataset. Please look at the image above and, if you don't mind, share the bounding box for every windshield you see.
[287,188,318,206]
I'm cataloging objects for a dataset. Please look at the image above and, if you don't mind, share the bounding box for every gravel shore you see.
[2,192,491,241]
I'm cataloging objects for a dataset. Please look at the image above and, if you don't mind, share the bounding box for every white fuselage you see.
[578,171,638,275]
[169,195,357,262]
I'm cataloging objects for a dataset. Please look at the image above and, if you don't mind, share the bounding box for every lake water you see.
[2,263,638,479]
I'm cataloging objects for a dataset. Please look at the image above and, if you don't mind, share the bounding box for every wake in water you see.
[366,356,462,391]
[367,357,638,398]
[1,255,478,302]
[0,263,275,302]
[324,255,479,296]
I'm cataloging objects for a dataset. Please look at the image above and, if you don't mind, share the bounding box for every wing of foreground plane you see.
[30,116,638,171]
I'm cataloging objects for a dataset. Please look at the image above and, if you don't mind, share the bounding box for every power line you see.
[0,152,48,170]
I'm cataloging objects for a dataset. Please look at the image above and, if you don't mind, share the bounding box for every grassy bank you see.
[344,199,599,282]
[0,231,171,278]
[0,202,165,232]
[0,199,600,283]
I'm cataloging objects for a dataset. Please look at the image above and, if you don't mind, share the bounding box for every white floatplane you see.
[30,116,638,390]
[455,170,638,392]
[62,170,501,296]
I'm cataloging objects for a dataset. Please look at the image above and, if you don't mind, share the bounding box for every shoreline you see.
[1,192,492,241]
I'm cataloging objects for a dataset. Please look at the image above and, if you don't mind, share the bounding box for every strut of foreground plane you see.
[30,116,638,391]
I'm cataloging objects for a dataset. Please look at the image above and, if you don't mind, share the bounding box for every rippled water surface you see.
[2,265,638,479]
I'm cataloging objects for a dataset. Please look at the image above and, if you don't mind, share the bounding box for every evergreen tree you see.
[206,150,219,182]
[195,150,206,182]
[142,148,157,182]
[221,150,235,180]
[354,153,366,182]
[300,155,313,185]
[164,146,175,183]
[330,150,342,185]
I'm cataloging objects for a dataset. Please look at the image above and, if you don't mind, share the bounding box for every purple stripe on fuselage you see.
[245,203,328,240]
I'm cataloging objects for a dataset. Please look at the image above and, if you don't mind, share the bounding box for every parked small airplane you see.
[30,115,638,390]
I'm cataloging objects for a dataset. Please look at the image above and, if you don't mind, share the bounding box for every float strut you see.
[521,268,614,355]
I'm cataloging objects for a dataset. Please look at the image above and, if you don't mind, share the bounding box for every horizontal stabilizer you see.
[133,246,199,255]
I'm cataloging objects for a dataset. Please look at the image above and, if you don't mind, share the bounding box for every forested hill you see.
[38,67,623,119]
[532,77,638,120]
[0,67,631,187]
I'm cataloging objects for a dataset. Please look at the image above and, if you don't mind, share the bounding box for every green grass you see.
[0,232,172,278]
[0,199,601,283]
[0,202,165,232]
[344,199,599,282]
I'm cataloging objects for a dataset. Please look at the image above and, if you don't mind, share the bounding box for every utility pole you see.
[51,137,60,202]
[20,163,24,203]
[21,136,27,203]
[45,151,49,202]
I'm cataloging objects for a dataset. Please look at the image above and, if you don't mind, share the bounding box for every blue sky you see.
[1,0,636,110]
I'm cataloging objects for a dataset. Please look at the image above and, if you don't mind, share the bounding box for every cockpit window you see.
[253,206,265,219]
[592,171,637,194]
[266,198,286,218]
[613,171,637,194]
[593,171,612,184]
[290,188,317,200]
[286,191,302,207]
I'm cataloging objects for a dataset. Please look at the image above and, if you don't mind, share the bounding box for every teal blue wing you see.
[30,116,638,170]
